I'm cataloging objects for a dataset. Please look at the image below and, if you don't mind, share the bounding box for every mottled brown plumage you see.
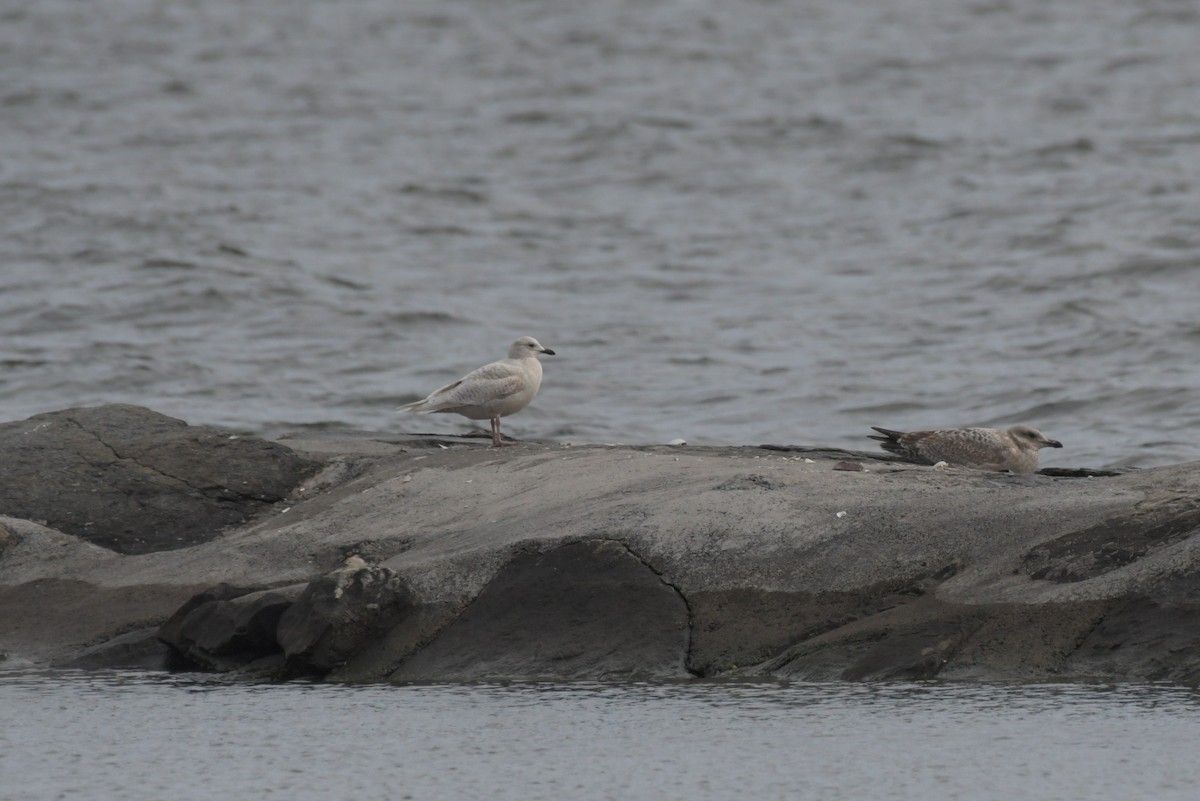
[869,425,1063,474]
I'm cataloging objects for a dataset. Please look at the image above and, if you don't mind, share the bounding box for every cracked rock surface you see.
[2,405,1200,684]
[388,540,690,681]
[0,404,319,554]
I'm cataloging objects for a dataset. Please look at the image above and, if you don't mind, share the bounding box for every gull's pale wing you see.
[419,360,526,410]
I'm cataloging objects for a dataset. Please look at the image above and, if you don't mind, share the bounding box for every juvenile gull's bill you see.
[869,425,1063,474]
[399,336,555,447]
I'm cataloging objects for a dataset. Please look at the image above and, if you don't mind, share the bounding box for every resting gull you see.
[399,336,555,446]
[869,424,1063,474]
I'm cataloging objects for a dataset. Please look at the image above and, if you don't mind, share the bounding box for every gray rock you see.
[0,404,318,554]
[158,584,301,671]
[0,522,15,556]
[61,627,172,671]
[3,409,1200,685]
[277,560,415,673]
[389,540,690,681]
[1020,493,1200,582]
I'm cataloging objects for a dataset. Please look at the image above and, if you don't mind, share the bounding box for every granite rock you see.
[277,560,415,673]
[2,407,1199,685]
[0,405,319,554]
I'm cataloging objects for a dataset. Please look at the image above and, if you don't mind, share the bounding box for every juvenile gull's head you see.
[1008,425,1063,451]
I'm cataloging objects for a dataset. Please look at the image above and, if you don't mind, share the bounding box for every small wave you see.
[631,115,694,131]
[137,258,198,271]
[839,400,933,417]
[405,225,473,236]
[698,394,739,405]
[666,355,721,366]
[1031,137,1096,157]
[855,133,947,172]
[395,183,488,204]
[1101,55,1161,74]
[633,276,717,293]
[1145,233,1200,251]
[503,110,562,126]
[319,274,372,291]
[976,399,1093,423]
[381,310,462,326]
[1110,255,1200,277]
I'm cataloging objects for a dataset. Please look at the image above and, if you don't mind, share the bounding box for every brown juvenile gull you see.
[868,425,1063,474]
[399,336,555,447]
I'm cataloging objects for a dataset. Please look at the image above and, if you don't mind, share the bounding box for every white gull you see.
[399,336,555,446]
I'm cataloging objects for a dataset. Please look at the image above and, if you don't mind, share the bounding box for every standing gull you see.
[399,336,555,446]
[868,425,1063,474]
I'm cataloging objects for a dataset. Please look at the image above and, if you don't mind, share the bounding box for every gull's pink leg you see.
[490,417,517,447]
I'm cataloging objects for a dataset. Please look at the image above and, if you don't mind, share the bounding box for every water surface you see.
[2,670,1199,801]
[2,0,1199,467]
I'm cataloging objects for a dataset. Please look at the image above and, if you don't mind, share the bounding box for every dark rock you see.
[0,404,319,554]
[388,540,690,681]
[1063,597,1200,685]
[715,474,778,490]
[0,577,201,666]
[943,602,1111,679]
[688,572,949,675]
[158,584,300,671]
[329,602,466,683]
[0,522,15,557]
[61,627,172,670]
[1037,467,1124,478]
[753,599,988,681]
[157,583,258,648]
[1021,494,1200,582]
[277,560,415,673]
[751,592,1200,684]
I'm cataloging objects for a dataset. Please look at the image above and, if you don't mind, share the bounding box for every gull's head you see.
[509,336,555,359]
[1009,425,1063,450]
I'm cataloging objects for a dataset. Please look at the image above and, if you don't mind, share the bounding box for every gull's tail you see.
[398,398,428,414]
[398,377,464,414]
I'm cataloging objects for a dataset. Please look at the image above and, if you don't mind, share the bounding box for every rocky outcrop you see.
[387,540,690,681]
[150,560,417,676]
[1,404,1199,685]
[0,404,319,554]
[276,560,414,672]
[158,583,302,672]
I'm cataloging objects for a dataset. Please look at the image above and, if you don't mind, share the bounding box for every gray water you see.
[1,670,1199,801]
[3,0,1200,466]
